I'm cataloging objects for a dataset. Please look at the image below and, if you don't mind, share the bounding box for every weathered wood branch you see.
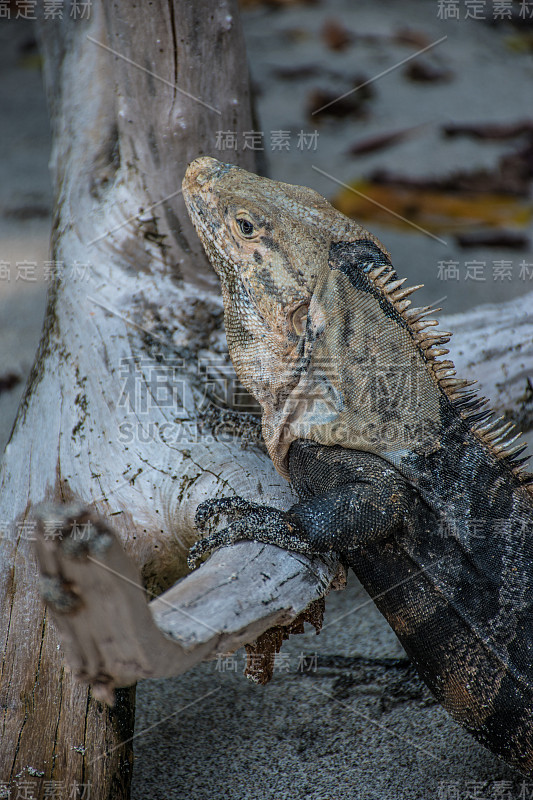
[34,505,340,702]
[442,294,533,436]
[31,289,533,706]
[0,2,271,797]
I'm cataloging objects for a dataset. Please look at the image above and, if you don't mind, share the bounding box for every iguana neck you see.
[181,157,531,494]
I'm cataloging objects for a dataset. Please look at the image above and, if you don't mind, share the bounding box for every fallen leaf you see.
[393,28,433,48]
[309,78,374,120]
[443,120,533,140]
[505,33,533,52]
[348,123,428,156]
[404,58,453,83]
[371,162,531,197]
[455,230,530,249]
[322,18,353,51]
[333,179,533,233]
[271,64,321,80]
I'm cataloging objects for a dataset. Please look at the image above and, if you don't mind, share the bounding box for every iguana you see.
[182,156,533,775]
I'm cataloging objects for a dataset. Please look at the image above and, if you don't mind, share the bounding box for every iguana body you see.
[182,157,533,774]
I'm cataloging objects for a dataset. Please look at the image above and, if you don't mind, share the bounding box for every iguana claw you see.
[188,502,315,569]
[194,496,262,532]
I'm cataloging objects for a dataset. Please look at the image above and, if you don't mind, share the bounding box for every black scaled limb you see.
[188,501,316,569]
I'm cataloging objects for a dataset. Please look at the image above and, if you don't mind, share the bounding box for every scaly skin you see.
[182,157,533,774]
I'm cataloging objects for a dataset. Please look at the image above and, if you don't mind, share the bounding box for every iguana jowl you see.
[182,156,533,774]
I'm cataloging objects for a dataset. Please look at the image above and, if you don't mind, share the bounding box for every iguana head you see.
[182,158,468,479]
[183,156,374,401]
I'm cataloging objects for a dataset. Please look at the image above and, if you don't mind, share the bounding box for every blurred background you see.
[1,1,532,797]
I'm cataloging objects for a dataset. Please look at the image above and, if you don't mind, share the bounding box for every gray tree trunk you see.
[0,2,265,797]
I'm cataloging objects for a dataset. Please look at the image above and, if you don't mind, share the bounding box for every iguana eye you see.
[290,303,309,336]
[234,214,257,239]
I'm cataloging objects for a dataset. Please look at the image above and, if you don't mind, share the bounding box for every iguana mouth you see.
[182,157,238,279]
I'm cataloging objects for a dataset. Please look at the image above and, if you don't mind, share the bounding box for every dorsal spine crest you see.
[363,254,531,482]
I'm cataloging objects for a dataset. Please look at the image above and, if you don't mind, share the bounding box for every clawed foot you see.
[188,496,314,569]
[194,496,264,532]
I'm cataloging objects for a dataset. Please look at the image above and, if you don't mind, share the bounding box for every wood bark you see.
[0,2,276,797]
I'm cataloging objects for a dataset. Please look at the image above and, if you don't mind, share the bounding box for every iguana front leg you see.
[188,444,411,569]
[188,500,316,568]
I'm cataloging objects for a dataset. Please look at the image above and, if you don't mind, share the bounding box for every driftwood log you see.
[1,1,532,799]
[30,290,533,709]
[33,504,340,700]
[0,1,299,797]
